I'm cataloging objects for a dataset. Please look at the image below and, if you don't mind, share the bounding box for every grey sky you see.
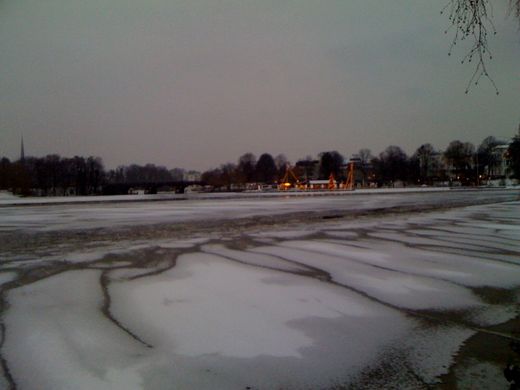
[1,0,519,171]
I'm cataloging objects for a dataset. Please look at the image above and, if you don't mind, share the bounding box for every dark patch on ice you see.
[100,270,153,348]
[322,214,344,220]
[0,323,17,390]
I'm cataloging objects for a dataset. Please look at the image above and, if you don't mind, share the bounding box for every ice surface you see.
[154,237,210,249]
[249,229,316,239]
[0,187,452,207]
[324,230,359,239]
[453,359,511,389]
[468,304,519,326]
[252,245,482,310]
[0,271,17,286]
[109,253,395,358]
[283,239,520,288]
[106,252,416,388]
[1,189,516,233]
[407,228,520,253]
[3,270,150,390]
[1,194,518,389]
[201,244,310,273]
[368,230,490,252]
[401,325,476,384]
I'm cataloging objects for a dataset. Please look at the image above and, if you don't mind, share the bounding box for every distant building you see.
[169,168,185,181]
[308,180,330,190]
[183,170,202,182]
[420,151,446,185]
[185,184,204,193]
[128,188,147,195]
[345,155,376,188]
[295,160,320,181]
[488,143,511,178]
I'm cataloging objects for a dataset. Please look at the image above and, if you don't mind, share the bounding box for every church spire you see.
[20,135,25,162]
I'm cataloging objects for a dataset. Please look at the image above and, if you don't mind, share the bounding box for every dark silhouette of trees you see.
[255,153,277,183]
[4,128,519,196]
[410,144,440,185]
[69,156,87,195]
[220,163,238,189]
[0,158,30,195]
[9,161,32,195]
[357,148,373,186]
[274,154,288,179]
[295,156,319,182]
[0,158,12,189]
[201,168,224,189]
[477,136,504,176]
[86,157,104,194]
[374,146,409,186]
[201,163,238,190]
[444,141,475,171]
[319,151,344,179]
[507,131,520,179]
[106,164,172,184]
[169,168,185,181]
[444,140,475,182]
[358,149,372,166]
[0,155,105,195]
[236,153,257,183]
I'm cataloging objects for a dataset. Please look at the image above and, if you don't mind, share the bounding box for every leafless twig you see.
[442,0,499,94]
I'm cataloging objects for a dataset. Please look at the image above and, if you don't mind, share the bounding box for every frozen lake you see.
[0,189,519,389]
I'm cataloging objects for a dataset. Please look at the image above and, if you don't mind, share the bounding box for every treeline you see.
[202,134,520,190]
[0,156,180,196]
[1,133,519,195]
[202,153,286,189]
[106,164,174,184]
[0,155,104,196]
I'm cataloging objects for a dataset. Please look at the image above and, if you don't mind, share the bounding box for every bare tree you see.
[443,0,520,93]
[376,146,409,186]
[255,153,277,184]
[412,143,439,184]
[318,151,344,180]
[274,154,288,180]
[357,149,373,187]
[358,149,373,166]
[444,140,475,183]
[237,153,257,183]
[477,135,504,176]
[507,125,520,179]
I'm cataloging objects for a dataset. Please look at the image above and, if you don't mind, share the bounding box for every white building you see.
[488,144,511,178]
[183,171,202,182]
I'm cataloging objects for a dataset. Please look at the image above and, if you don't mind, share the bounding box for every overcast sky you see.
[1,0,519,171]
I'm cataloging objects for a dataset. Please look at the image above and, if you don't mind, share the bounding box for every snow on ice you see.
[0,194,519,389]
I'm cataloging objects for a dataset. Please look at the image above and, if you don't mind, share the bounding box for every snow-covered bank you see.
[0,186,454,206]
[3,186,519,208]
[0,188,518,233]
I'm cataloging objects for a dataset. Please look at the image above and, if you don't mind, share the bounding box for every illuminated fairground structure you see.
[278,162,356,191]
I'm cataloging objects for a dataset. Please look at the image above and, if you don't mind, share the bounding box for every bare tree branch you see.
[442,0,499,94]
[443,0,519,94]
[509,0,520,20]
